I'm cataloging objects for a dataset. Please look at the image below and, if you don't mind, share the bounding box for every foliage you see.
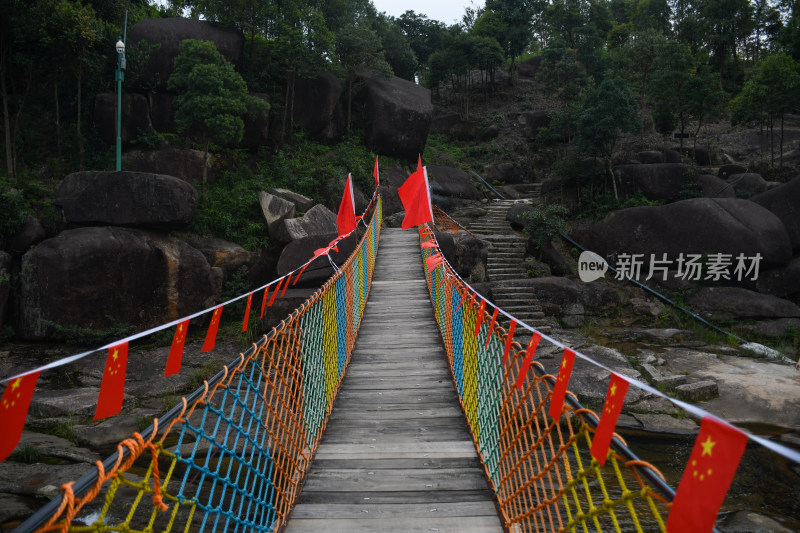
[538,39,589,104]
[9,444,44,464]
[42,318,131,347]
[576,76,640,159]
[578,190,663,220]
[522,204,570,250]
[0,185,29,242]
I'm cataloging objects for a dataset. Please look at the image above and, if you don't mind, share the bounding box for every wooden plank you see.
[295,489,494,505]
[289,501,499,519]
[299,468,489,492]
[284,516,504,532]
[313,441,478,459]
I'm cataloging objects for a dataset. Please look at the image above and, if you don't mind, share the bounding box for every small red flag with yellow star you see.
[503,319,517,366]
[515,332,541,390]
[1,372,40,462]
[95,342,129,420]
[590,372,629,465]
[202,306,223,353]
[165,319,189,377]
[548,348,576,420]
[474,300,486,337]
[485,307,499,349]
[242,293,253,332]
[667,416,747,533]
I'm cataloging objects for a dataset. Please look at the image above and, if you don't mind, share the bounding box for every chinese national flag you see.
[667,416,748,533]
[259,285,271,319]
[548,348,576,420]
[165,319,189,377]
[398,166,434,229]
[590,372,630,465]
[336,173,357,237]
[373,155,380,188]
[515,332,542,390]
[281,273,291,296]
[95,342,129,420]
[268,278,282,307]
[485,307,499,348]
[474,300,486,337]
[242,293,253,332]
[503,320,517,366]
[201,306,223,353]
[0,372,40,462]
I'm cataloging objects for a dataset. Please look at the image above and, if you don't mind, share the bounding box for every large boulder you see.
[485,163,533,185]
[271,188,315,212]
[750,176,800,253]
[519,111,551,139]
[378,166,413,216]
[259,191,295,241]
[122,148,211,184]
[0,252,10,327]
[753,256,800,298]
[276,232,358,286]
[55,171,198,229]
[177,235,254,283]
[149,93,176,132]
[430,114,480,140]
[571,198,793,268]
[612,163,694,201]
[718,164,748,180]
[8,216,47,256]
[274,204,337,243]
[453,235,489,282]
[17,227,219,339]
[518,56,542,78]
[128,18,243,92]
[93,93,150,145]
[356,74,433,161]
[729,172,767,198]
[636,150,665,164]
[293,72,344,140]
[687,287,800,320]
[427,165,481,200]
[506,203,535,230]
[695,174,735,198]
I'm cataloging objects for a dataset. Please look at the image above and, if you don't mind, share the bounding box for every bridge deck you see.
[284,228,504,532]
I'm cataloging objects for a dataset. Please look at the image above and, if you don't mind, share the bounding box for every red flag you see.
[455,289,467,312]
[667,416,748,533]
[260,285,271,319]
[474,300,486,337]
[398,166,434,229]
[485,307,499,349]
[515,332,542,389]
[95,342,129,420]
[373,155,380,188]
[165,320,189,377]
[202,306,223,353]
[426,253,444,273]
[268,277,283,307]
[0,372,40,462]
[548,348,576,420]
[242,293,253,332]
[503,320,517,366]
[590,373,630,465]
[281,273,291,296]
[416,154,422,170]
[336,173,357,237]
[421,241,438,249]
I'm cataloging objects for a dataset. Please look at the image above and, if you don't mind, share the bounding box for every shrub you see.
[523,204,569,250]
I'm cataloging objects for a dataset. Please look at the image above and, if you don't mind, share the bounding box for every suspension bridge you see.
[5,191,799,533]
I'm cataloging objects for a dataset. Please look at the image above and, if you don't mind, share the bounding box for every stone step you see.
[487,268,529,275]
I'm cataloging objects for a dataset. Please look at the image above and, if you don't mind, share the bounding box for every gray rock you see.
[751,176,800,253]
[718,164,748,179]
[122,148,211,185]
[271,188,315,212]
[18,227,219,339]
[738,318,800,338]
[55,171,198,229]
[754,257,800,298]
[276,232,359,286]
[357,74,433,161]
[718,510,793,532]
[29,387,105,418]
[73,407,159,449]
[383,211,405,228]
[612,163,694,201]
[0,462,92,499]
[630,413,698,434]
[178,234,254,282]
[506,203,535,229]
[636,150,665,164]
[687,287,800,320]
[579,281,621,315]
[430,114,479,140]
[486,163,534,185]
[0,493,36,524]
[696,174,735,198]
[8,216,47,256]
[630,297,665,317]
[729,172,767,197]
[293,72,343,140]
[519,110,551,139]
[259,191,295,241]
[676,380,718,401]
[427,165,481,200]
[275,204,337,243]
[18,431,100,464]
[260,287,317,333]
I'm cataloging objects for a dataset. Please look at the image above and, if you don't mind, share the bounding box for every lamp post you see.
[115,37,126,171]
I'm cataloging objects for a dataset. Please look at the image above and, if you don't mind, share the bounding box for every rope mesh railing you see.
[418,224,673,533]
[21,199,381,533]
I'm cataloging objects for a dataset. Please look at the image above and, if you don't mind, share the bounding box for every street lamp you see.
[115,37,126,171]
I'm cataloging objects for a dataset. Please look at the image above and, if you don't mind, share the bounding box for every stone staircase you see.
[467,199,553,335]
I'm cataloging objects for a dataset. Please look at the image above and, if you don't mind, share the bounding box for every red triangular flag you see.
[95,342,129,420]
[165,319,189,377]
[0,372,40,462]
[281,273,291,296]
[242,293,253,332]
[590,372,630,465]
[426,253,444,273]
[416,154,422,170]
[474,300,486,337]
[503,320,517,366]
[421,241,438,249]
[455,289,467,312]
[515,332,542,389]
[548,348,576,420]
[260,285,271,319]
[268,278,282,306]
[373,155,380,188]
[336,173,357,237]
[201,306,223,353]
[667,416,748,533]
[398,166,434,229]
[485,307,499,348]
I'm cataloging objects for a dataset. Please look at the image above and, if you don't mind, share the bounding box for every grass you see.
[9,444,44,464]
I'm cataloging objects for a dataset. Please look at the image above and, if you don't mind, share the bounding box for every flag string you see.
[418,222,800,466]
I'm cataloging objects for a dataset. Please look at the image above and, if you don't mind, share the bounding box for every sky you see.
[370,0,479,26]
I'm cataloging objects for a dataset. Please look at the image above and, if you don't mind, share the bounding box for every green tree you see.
[167,39,267,193]
[373,16,417,81]
[616,30,670,108]
[650,41,697,148]
[396,11,446,83]
[484,0,535,83]
[576,76,640,198]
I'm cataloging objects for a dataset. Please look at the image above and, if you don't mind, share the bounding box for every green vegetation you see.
[522,204,569,251]
[9,444,44,464]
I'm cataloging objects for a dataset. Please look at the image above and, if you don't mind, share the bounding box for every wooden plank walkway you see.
[284,228,504,532]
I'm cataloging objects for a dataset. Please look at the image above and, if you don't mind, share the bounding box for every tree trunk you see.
[0,41,13,180]
[77,62,84,170]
